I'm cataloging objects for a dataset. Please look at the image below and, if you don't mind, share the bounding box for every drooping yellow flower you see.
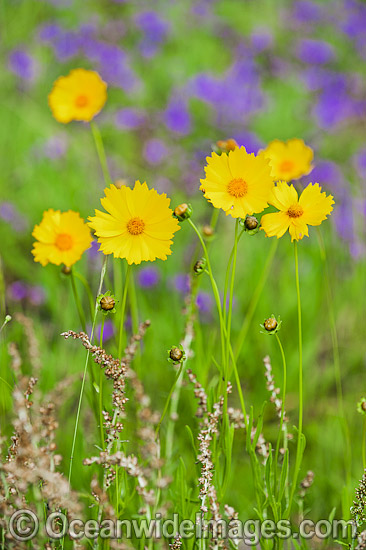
[32,210,93,267]
[261,181,334,242]
[263,139,313,182]
[88,181,180,265]
[48,69,107,123]
[200,146,274,219]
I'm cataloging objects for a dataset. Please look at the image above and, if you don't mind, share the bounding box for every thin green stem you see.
[363,417,366,471]
[90,121,112,187]
[155,361,184,437]
[274,333,287,495]
[99,316,105,450]
[70,269,87,332]
[286,241,304,518]
[234,238,278,360]
[73,270,95,321]
[118,263,131,360]
[68,256,107,485]
[316,228,352,488]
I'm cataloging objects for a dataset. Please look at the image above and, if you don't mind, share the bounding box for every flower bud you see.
[264,317,278,332]
[100,295,115,311]
[202,225,214,238]
[62,265,72,275]
[174,203,192,222]
[193,258,207,275]
[169,346,184,363]
[216,139,238,153]
[244,216,259,231]
[357,398,366,415]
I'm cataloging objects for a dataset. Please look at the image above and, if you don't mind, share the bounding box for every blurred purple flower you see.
[301,160,344,192]
[135,11,170,44]
[137,266,160,288]
[163,96,191,135]
[292,1,324,23]
[301,68,348,92]
[8,281,28,301]
[312,88,355,129]
[143,139,169,165]
[250,28,273,53]
[333,193,354,242]
[53,32,80,61]
[38,23,62,42]
[232,131,263,154]
[28,286,46,306]
[96,319,115,342]
[8,49,38,81]
[88,240,100,260]
[296,39,336,64]
[115,108,145,130]
[196,291,213,313]
[0,202,27,232]
[172,274,190,294]
[42,135,68,160]
[353,148,366,179]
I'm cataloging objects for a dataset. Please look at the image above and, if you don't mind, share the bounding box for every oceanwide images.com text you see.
[8,510,356,545]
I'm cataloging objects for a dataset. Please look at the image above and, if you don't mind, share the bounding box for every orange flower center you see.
[75,94,88,108]
[287,204,304,218]
[55,233,73,250]
[127,217,145,235]
[227,178,248,198]
[279,160,294,173]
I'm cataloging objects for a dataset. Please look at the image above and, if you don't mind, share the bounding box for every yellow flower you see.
[263,139,313,182]
[32,210,93,266]
[261,181,334,242]
[48,69,107,123]
[200,146,274,219]
[88,181,180,265]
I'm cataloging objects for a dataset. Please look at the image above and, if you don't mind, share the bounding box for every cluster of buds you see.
[173,203,192,222]
[97,291,117,315]
[261,315,282,335]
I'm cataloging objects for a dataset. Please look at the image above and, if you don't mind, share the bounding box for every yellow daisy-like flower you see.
[261,181,334,242]
[88,181,180,265]
[32,210,93,267]
[263,138,313,182]
[200,146,274,219]
[48,69,107,123]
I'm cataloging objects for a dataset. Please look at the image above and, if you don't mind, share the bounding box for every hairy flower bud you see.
[202,225,214,238]
[193,258,207,275]
[174,203,192,222]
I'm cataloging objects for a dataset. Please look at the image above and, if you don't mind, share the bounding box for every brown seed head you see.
[264,317,278,332]
[100,296,115,311]
[169,347,183,362]
[244,216,259,230]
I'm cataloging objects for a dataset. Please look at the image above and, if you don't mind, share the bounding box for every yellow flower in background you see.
[263,139,313,182]
[32,210,93,266]
[88,181,181,265]
[200,146,274,219]
[261,181,334,242]
[48,69,107,123]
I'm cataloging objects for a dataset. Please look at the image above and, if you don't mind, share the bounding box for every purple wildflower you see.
[353,148,366,179]
[196,291,213,314]
[8,282,28,301]
[163,96,191,135]
[8,49,38,81]
[137,267,160,289]
[143,139,169,165]
[296,39,336,64]
[115,108,146,130]
[28,286,46,306]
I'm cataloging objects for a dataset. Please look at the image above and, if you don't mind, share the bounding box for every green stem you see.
[90,121,112,187]
[117,263,131,360]
[188,218,248,429]
[73,270,95,321]
[363,417,366,471]
[68,256,107,485]
[99,316,105,450]
[234,238,278,360]
[286,241,304,518]
[70,269,87,332]
[316,228,352,488]
[274,333,287,495]
[155,361,184,437]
